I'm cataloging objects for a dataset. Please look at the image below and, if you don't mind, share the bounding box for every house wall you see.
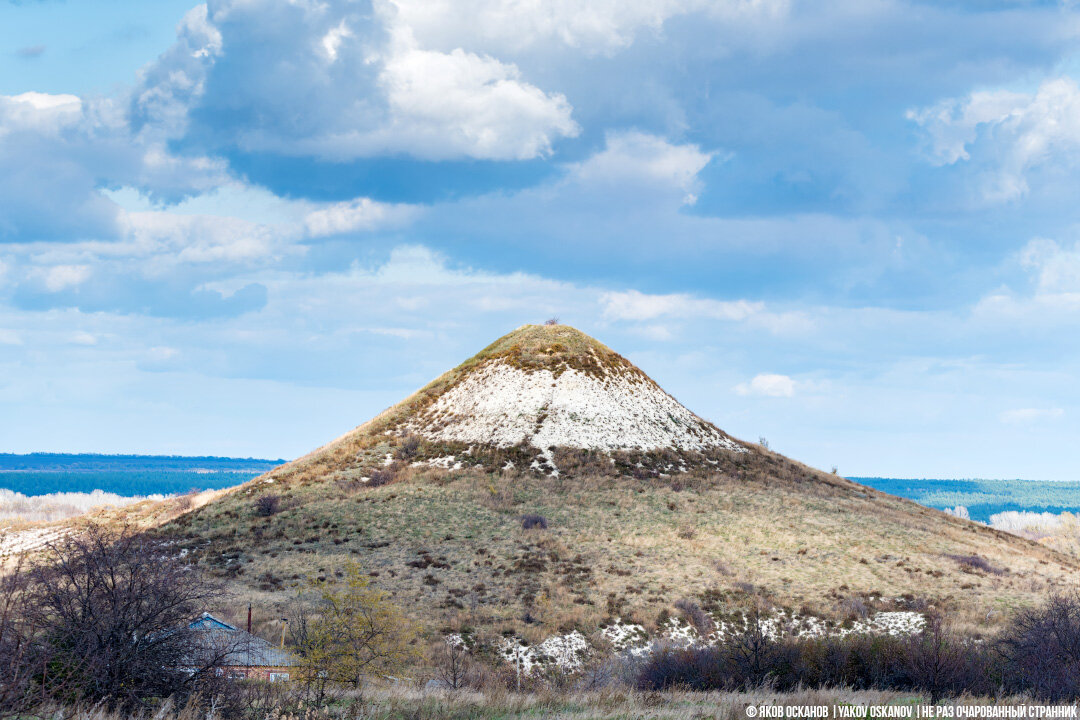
[219,665,293,682]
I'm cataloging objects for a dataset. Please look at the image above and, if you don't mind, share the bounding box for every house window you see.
[268,672,290,682]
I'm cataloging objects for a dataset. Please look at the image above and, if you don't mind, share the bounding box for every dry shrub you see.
[394,435,422,462]
[521,514,549,530]
[946,554,1002,575]
[368,467,396,487]
[674,598,714,637]
[254,494,281,517]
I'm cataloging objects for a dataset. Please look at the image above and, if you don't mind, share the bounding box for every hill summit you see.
[281,324,746,481]
[399,324,743,455]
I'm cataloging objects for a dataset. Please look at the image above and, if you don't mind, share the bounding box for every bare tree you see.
[18,525,233,710]
[903,615,964,703]
[999,592,1080,700]
[433,637,473,690]
[728,600,778,686]
[0,555,51,718]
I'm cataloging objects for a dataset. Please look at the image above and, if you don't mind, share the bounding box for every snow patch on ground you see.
[475,608,926,674]
[408,360,745,453]
[600,620,649,653]
[499,631,589,674]
[411,455,463,470]
[845,611,926,636]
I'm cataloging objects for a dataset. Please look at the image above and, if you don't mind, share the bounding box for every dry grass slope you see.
[52,324,1080,643]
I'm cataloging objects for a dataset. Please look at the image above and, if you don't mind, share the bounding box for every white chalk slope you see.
[405,358,744,453]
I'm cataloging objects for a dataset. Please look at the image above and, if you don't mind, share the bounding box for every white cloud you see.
[602,289,761,322]
[972,238,1080,323]
[0,92,82,137]
[326,27,579,160]
[734,373,796,398]
[909,77,1080,202]
[136,1,580,162]
[0,329,22,346]
[572,131,713,204]
[599,288,811,333]
[999,407,1064,425]
[43,265,91,292]
[321,20,353,62]
[69,331,98,346]
[120,210,296,265]
[305,197,417,237]
[1019,238,1080,295]
[392,0,789,56]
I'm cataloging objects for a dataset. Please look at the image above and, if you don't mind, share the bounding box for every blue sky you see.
[2,0,1080,479]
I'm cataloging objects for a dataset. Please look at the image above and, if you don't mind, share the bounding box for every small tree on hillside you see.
[294,562,418,702]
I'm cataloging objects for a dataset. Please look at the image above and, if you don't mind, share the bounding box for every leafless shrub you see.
[544,317,560,326]
[432,637,475,690]
[999,592,1080,701]
[394,435,422,461]
[945,553,1002,575]
[674,598,714,637]
[0,555,48,719]
[520,513,549,530]
[254,494,281,517]
[368,467,396,487]
[840,596,871,620]
[173,491,196,513]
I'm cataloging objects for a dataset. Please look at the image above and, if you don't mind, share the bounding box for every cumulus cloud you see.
[999,407,1064,425]
[0,86,227,243]
[909,78,1080,202]
[138,0,579,162]
[0,92,82,136]
[734,373,796,397]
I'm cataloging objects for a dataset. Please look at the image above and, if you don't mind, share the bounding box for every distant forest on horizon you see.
[852,476,1080,522]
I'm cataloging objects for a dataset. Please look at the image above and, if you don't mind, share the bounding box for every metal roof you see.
[188,613,295,667]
